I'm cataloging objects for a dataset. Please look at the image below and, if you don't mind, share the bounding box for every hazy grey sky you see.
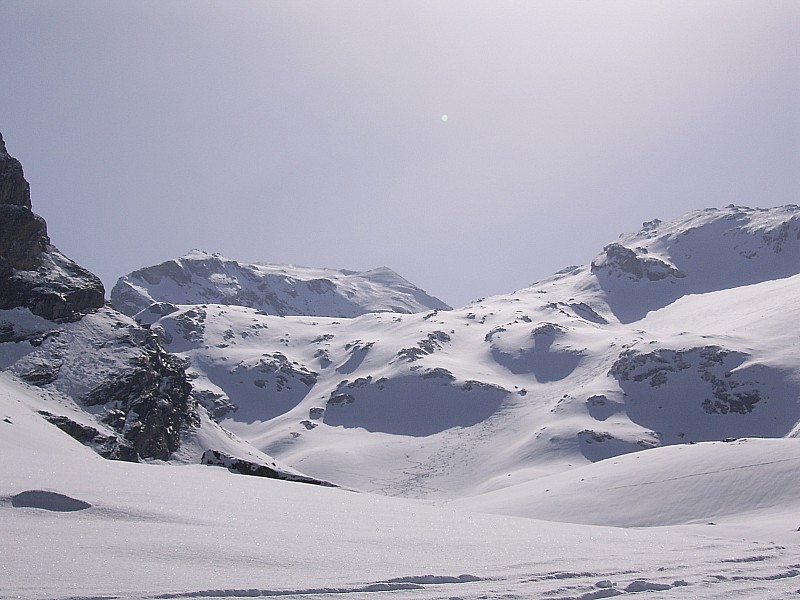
[1,1,797,307]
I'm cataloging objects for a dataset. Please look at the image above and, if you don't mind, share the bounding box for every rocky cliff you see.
[0,132,104,321]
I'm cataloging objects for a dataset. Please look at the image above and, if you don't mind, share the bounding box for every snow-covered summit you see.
[111,250,451,318]
[528,204,800,323]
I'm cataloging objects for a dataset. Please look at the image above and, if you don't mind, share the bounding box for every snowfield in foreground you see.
[3,372,800,600]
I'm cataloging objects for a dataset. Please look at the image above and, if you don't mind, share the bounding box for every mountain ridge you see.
[111,249,451,319]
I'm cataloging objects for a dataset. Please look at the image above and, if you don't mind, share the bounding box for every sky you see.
[1,1,798,308]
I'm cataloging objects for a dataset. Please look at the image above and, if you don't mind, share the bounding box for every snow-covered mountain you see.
[6,129,800,598]
[111,250,450,318]
[134,204,800,500]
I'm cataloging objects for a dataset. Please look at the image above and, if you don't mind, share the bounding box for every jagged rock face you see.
[0,132,31,209]
[81,328,195,460]
[1,248,106,322]
[2,306,199,462]
[0,133,44,271]
[0,206,48,271]
[0,133,104,321]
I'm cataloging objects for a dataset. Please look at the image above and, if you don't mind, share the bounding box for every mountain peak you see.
[111,251,451,318]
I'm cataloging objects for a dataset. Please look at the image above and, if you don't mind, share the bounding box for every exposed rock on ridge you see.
[586,205,800,323]
[80,325,195,460]
[0,133,104,321]
[0,132,31,208]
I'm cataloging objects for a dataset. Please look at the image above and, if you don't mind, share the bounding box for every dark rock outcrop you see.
[80,327,197,461]
[201,449,336,487]
[591,243,685,282]
[0,132,31,208]
[0,133,104,321]
[0,206,47,271]
[38,410,139,462]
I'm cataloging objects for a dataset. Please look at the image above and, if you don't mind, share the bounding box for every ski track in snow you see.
[49,553,800,600]
[364,409,513,498]
[367,428,474,498]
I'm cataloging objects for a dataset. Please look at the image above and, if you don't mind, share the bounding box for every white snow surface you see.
[111,250,451,318]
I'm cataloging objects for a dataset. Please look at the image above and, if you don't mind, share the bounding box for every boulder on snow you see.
[11,490,92,512]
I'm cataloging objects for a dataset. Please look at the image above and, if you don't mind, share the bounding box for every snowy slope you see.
[0,304,327,485]
[111,249,450,317]
[136,206,800,500]
[4,372,800,600]
[456,437,800,526]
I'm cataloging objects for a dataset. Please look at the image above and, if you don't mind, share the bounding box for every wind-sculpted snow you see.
[111,250,450,318]
[458,437,800,527]
[488,322,584,381]
[147,575,485,598]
